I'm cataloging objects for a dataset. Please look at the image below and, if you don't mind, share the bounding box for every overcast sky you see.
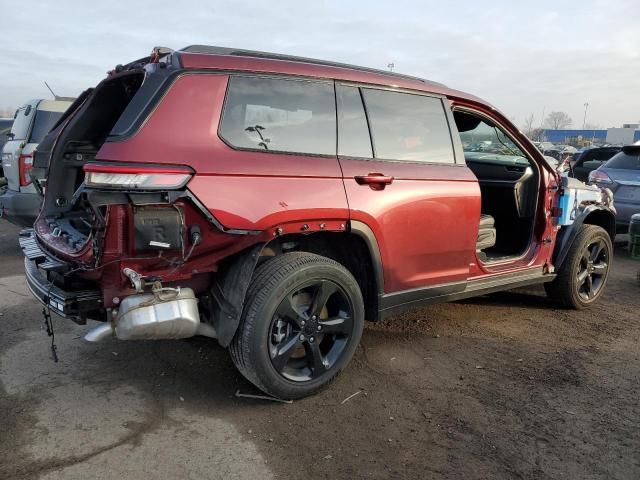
[2,0,638,128]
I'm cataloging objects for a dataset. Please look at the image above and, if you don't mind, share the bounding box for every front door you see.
[336,84,480,294]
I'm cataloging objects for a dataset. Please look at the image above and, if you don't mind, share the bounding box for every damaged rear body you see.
[23,52,271,344]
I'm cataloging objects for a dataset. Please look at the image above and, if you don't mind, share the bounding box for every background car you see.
[0,98,73,226]
[589,144,640,232]
[0,117,14,188]
[573,146,622,182]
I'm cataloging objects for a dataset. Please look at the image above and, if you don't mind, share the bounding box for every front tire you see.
[229,252,364,400]
[545,225,612,309]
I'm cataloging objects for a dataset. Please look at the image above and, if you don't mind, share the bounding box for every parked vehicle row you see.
[589,144,640,231]
[18,46,616,399]
[0,98,73,226]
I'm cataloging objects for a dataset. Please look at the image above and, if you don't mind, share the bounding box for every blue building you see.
[542,129,607,145]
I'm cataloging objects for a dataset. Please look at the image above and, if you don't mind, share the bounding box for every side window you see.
[219,76,336,156]
[336,84,372,158]
[455,113,529,166]
[361,89,455,163]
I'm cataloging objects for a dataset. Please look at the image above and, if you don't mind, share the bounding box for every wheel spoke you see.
[308,281,338,319]
[271,333,302,372]
[319,314,352,336]
[577,269,589,286]
[590,242,603,262]
[275,294,303,326]
[585,274,593,298]
[592,262,608,275]
[304,341,327,378]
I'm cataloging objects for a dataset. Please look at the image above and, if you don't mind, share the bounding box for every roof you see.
[176,45,482,104]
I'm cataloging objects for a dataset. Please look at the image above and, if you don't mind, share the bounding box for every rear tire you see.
[545,225,612,309]
[229,252,364,400]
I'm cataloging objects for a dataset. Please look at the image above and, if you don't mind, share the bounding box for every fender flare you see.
[553,205,616,270]
[210,220,386,345]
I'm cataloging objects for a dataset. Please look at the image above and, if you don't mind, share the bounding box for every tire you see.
[229,252,365,400]
[545,225,612,309]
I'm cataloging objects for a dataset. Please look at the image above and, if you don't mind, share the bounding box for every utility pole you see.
[387,62,395,72]
[582,102,589,129]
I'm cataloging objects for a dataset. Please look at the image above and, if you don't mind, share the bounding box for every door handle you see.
[354,173,394,190]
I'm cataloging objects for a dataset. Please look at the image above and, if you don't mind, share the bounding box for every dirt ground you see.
[1,218,639,479]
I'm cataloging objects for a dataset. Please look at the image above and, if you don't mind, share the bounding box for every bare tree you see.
[544,111,573,129]
[529,128,545,142]
[523,114,535,136]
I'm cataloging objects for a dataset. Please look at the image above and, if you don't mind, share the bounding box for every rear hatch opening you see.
[35,71,146,258]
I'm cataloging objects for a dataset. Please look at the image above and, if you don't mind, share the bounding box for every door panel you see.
[341,158,480,293]
[337,85,481,294]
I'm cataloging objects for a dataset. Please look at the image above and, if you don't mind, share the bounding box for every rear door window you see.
[605,151,640,170]
[220,76,336,156]
[9,105,34,141]
[336,85,372,158]
[361,89,454,163]
[28,110,64,143]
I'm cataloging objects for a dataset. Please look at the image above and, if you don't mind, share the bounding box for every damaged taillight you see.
[83,163,193,190]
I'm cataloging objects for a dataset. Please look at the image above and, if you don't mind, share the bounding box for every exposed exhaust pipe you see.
[84,287,217,342]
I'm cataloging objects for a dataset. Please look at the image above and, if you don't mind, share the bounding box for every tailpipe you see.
[84,287,217,342]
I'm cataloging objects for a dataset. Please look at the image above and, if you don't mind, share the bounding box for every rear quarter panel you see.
[97,73,349,232]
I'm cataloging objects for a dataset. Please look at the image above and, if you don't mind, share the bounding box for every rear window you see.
[605,151,640,170]
[219,76,336,156]
[9,105,34,141]
[361,89,454,163]
[29,110,64,143]
[577,148,619,166]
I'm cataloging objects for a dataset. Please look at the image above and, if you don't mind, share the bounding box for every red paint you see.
[45,51,563,304]
[340,158,481,291]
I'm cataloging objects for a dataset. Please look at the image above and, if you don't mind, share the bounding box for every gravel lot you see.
[1,219,639,479]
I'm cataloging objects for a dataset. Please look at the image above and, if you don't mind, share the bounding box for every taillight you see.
[588,169,612,184]
[83,163,193,190]
[19,153,34,187]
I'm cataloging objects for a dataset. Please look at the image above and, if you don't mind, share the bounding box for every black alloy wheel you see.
[269,280,354,382]
[575,238,609,301]
[230,252,364,399]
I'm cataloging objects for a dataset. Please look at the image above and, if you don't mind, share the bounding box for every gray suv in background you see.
[1,98,73,226]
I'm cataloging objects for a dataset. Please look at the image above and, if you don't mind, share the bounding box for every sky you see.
[1,0,638,129]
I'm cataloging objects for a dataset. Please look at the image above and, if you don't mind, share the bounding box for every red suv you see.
[22,46,616,399]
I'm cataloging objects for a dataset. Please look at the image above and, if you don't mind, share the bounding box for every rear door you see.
[336,84,480,294]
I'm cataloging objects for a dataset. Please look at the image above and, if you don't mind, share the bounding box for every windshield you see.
[457,114,529,166]
[29,110,63,144]
[605,151,640,170]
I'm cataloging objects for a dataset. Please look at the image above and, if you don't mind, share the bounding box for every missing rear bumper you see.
[20,229,102,321]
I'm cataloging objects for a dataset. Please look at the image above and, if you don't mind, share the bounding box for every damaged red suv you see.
[22,46,616,399]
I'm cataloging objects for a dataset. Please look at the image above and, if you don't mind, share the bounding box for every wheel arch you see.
[553,206,616,270]
[209,222,384,347]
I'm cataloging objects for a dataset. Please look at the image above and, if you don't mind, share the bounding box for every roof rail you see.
[180,45,445,87]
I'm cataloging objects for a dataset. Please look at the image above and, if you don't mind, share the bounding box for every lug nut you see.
[317,325,322,331]
[312,315,317,320]
[300,334,305,340]
[301,320,305,326]
[309,337,315,343]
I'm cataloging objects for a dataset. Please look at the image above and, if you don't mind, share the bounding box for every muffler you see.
[84,287,216,342]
